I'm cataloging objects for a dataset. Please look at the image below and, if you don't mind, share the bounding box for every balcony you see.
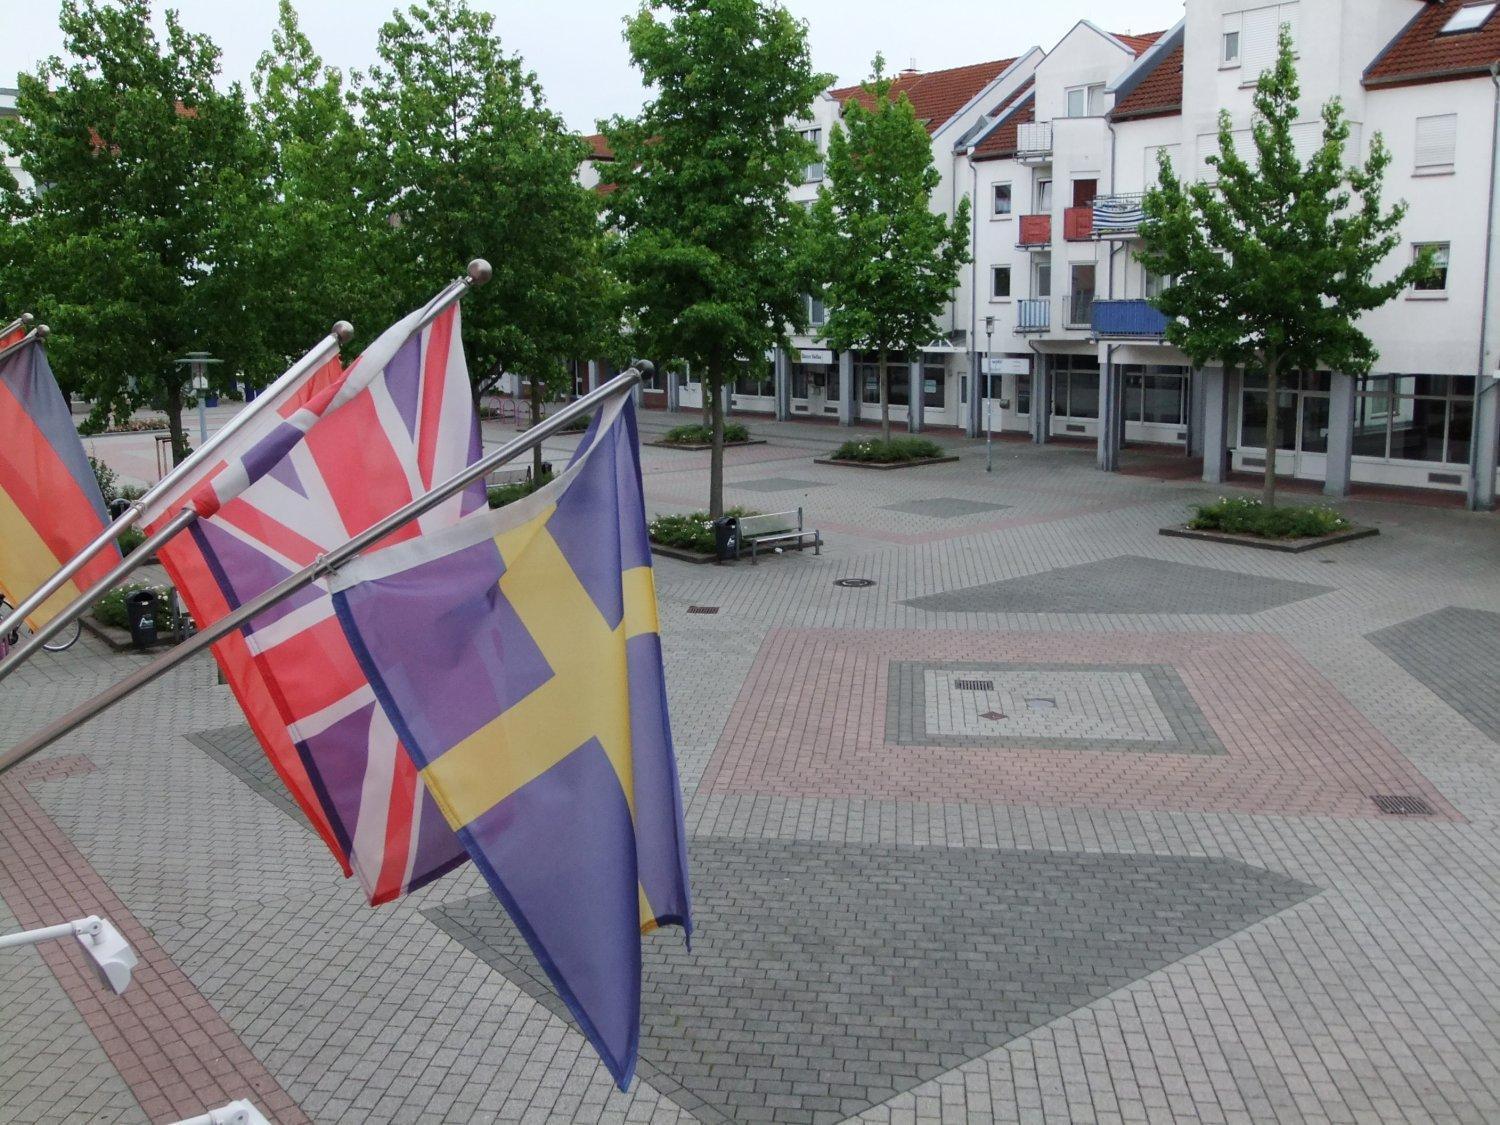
[1017,213,1051,248]
[1091,298,1169,338]
[1015,298,1050,334]
[1015,122,1053,162]
[1063,293,1094,330]
[1063,206,1093,241]
[1091,193,1145,238]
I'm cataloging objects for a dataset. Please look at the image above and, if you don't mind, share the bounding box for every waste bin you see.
[712,517,740,562]
[125,590,159,649]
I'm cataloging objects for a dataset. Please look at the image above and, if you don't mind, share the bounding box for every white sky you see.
[1,1,1187,133]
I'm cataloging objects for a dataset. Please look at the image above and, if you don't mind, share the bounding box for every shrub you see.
[80,415,171,435]
[1187,496,1350,539]
[648,507,757,554]
[89,456,120,506]
[487,470,553,510]
[661,422,750,445]
[117,527,147,555]
[830,436,944,463]
[93,582,177,632]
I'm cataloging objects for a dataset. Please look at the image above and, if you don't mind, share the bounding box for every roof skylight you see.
[1442,2,1497,34]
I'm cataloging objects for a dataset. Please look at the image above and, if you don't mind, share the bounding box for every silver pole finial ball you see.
[466,259,493,286]
[332,320,355,344]
[634,359,655,377]
[35,324,50,340]
[20,312,33,326]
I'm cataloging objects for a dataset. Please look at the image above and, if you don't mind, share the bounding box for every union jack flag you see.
[153,303,483,901]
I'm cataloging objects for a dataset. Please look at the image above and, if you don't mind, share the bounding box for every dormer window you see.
[1442,2,1497,33]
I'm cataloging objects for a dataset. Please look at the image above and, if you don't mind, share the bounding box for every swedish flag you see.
[331,393,691,1087]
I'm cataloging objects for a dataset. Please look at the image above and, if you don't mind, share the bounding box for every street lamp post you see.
[174,351,224,449]
[984,316,995,473]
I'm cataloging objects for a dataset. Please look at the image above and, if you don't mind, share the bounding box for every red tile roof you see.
[1112,30,1166,56]
[583,133,614,160]
[970,83,1036,159]
[1111,42,1184,120]
[1366,0,1500,87]
[831,57,1018,133]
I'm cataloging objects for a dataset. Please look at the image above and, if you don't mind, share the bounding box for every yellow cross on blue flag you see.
[330,391,691,1088]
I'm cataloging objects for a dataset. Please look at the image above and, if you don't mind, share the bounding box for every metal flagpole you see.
[0,312,34,340]
[0,324,47,368]
[0,363,649,776]
[0,323,351,637]
[0,259,492,683]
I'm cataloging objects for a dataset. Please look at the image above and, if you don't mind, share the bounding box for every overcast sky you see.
[2,0,1186,133]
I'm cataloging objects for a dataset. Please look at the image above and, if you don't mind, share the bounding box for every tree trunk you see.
[708,362,726,519]
[1262,353,1279,508]
[701,368,712,430]
[165,381,189,466]
[879,352,892,443]
[530,376,546,482]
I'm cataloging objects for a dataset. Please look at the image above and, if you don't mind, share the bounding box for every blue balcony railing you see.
[1091,298,1169,338]
[1015,298,1050,333]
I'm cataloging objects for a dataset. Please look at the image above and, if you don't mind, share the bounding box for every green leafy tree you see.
[603,0,828,517]
[810,55,971,442]
[250,0,374,369]
[0,0,271,461]
[1137,28,1425,506]
[360,0,619,477]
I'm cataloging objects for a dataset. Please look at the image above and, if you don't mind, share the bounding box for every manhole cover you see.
[687,606,720,615]
[1371,794,1436,816]
[954,679,995,692]
[1025,698,1056,712]
[835,578,877,589]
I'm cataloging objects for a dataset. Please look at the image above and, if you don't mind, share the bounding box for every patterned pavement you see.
[3,409,1500,1123]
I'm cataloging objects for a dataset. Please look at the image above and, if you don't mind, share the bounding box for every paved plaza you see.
[4,412,1500,1123]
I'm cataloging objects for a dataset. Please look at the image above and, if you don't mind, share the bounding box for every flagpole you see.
[0,323,352,641]
[0,258,495,683]
[0,324,47,367]
[0,363,648,776]
[0,312,33,340]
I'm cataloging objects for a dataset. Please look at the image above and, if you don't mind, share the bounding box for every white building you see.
[0,88,34,196]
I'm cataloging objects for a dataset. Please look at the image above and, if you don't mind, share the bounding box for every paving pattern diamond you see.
[1366,606,1500,745]
[726,477,828,493]
[879,497,1010,518]
[427,838,1316,1125]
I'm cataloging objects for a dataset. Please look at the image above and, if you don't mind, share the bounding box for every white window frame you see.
[1035,177,1053,212]
[1410,242,1451,298]
[1222,26,1242,68]
[992,182,1013,218]
[991,265,1013,301]
[799,127,824,183]
[1065,84,1105,118]
[1414,114,1458,175]
[1238,3,1299,87]
[1441,2,1497,34]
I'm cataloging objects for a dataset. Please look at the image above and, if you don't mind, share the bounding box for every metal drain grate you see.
[687,606,720,615]
[1371,794,1436,816]
[834,578,877,589]
[954,679,995,692]
[979,710,1007,721]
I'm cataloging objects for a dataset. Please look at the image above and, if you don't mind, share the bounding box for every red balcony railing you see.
[1018,213,1051,247]
[1063,206,1094,241]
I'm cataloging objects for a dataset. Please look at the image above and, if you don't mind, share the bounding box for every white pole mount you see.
[0,915,138,994]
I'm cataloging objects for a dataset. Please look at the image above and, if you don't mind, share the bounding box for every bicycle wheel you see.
[42,616,82,652]
[0,597,82,653]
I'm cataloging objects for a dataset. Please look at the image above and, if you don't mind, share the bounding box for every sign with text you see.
[797,348,834,366]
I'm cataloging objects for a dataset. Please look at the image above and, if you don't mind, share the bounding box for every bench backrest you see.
[738,509,801,538]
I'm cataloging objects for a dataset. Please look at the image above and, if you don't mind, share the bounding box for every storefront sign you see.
[798,348,834,365]
[985,356,1031,376]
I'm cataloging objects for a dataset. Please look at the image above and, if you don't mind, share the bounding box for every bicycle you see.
[0,595,82,657]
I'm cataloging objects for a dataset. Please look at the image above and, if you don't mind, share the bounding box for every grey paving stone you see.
[426,837,1315,1124]
[727,478,829,493]
[880,498,1011,518]
[186,723,312,833]
[903,555,1333,615]
[1366,606,1500,746]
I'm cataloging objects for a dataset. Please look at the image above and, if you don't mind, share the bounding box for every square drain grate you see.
[954,679,995,692]
[687,606,720,615]
[1371,794,1436,816]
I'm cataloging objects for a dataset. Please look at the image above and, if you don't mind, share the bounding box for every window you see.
[1051,355,1100,419]
[1036,178,1053,211]
[992,183,1013,217]
[800,127,824,182]
[1415,114,1458,173]
[1144,270,1168,299]
[734,358,774,398]
[1222,29,1241,65]
[1354,374,1476,464]
[1068,263,1095,326]
[807,292,826,326]
[1238,3,1299,81]
[1412,242,1450,292]
[1066,83,1105,118]
[1442,2,1497,33]
[1122,367,1188,425]
[1034,255,1052,299]
[1016,372,1032,415]
[991,266,1012,300]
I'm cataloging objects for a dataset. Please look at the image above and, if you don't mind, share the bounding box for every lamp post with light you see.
[984,315,995,473]
[174,351,225,449]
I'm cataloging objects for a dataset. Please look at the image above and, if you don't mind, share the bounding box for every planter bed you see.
[814,455,961,471]
[80,616,185,652]
[1159,524,1379,553]
[649,542,719,564]
[645,438,768,451]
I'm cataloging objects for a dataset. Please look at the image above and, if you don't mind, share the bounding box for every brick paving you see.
[2,412,1499,1123]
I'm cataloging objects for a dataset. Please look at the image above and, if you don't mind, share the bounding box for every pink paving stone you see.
[701,628,1459,819]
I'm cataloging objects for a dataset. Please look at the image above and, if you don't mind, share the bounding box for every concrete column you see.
[773,348,791,422]
[1096,359,1122,472]
[666,369,680,412]
[966,353,984,438]
[1187,368,1205,457]
[1201,365,1229,484]
[1323,371,1356,498]
[838,351,856,426]
[1472,382,1499,510]
[907,360,924,434]
[1032,356,1051,444]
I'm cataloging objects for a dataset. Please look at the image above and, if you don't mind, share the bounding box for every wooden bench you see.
[733,509,822,564]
